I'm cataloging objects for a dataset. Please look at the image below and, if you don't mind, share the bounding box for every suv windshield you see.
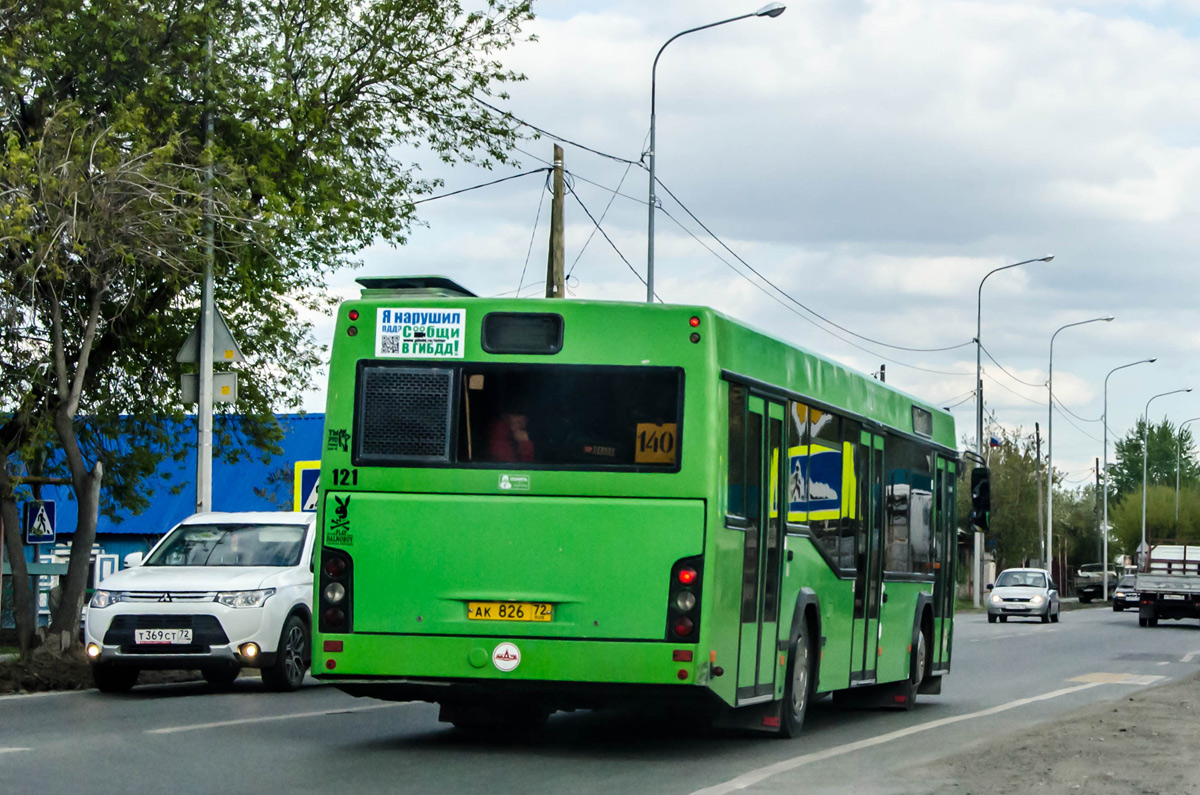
[995,571,1046,588]
[146,523,308,567]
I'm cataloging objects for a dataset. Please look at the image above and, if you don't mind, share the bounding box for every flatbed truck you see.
[1135,542,1200,627]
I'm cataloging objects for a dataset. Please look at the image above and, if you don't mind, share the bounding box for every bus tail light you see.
[319,548,353,634]
[666,556,703,643]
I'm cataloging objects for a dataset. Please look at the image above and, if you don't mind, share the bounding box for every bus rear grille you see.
[358,366,453,462]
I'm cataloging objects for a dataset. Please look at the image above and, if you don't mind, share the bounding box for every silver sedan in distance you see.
[987,568,1061,624]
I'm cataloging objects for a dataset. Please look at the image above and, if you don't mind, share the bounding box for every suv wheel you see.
[262,614,308,692]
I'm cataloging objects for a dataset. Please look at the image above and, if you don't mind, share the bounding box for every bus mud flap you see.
[710,699,784,734]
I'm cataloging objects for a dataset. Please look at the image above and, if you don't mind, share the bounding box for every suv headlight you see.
[90,590,123,609]
[215,588,276,608]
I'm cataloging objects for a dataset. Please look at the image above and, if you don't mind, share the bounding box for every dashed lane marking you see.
[1181,650,1200,663]
[688,682,1104,795]
[0,748,31,755]
[1068,673,1165,686]
[146,701,410,735]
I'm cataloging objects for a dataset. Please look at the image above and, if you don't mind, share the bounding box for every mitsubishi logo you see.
[158,593,172,602]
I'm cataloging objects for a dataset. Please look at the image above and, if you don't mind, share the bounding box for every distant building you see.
[2,414,322,628]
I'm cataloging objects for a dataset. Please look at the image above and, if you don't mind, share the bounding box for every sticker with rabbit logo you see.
[328,494,353,546]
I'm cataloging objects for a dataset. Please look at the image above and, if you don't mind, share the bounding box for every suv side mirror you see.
[124,551,144,568]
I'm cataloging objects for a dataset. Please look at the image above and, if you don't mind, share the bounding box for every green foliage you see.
[1,0,533,517]
[1109,419,1199,501]
[959,427,1042,568]
[1110,485,1200,555]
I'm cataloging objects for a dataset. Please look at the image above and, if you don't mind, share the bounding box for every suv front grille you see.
[103,614,229,654]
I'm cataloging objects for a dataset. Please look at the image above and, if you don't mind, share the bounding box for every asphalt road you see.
[2,606,1198,795]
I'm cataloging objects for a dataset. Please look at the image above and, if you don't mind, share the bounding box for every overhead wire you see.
[653,177,976,354]
[979,343,1045,388]
[568,186,657,299]
[472,95,644,167]
[410,169,549,206]
[515,171,551,299]
[656,206,975,377]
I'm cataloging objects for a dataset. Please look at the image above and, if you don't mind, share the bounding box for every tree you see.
[1110,485,1200,556]
[1108,419,1199,502]
[959,427,1042,570]
[1,0,533,654]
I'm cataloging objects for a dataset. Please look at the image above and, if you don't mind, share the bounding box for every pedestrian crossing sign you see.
[23,500,56,545]
[293,461,320,512]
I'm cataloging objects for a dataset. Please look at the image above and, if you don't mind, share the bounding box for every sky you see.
[306,0,1200,491]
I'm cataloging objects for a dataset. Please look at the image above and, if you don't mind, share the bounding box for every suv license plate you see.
[135,628,193,644]
[467,601,552,622]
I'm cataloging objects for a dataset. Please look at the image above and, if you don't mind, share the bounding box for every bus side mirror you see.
[970,467,990,531]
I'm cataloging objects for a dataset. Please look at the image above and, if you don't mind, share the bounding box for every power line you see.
[568,187,657,299]
[1052,394,1102,424]
[657,205,974,379]
[566,160,638,280]
[653,177,975,354]
[979,343,1045,388]
[410,169,549,206]
[515,172,551,298]
[473,96,644,167]
[515,146,646,204]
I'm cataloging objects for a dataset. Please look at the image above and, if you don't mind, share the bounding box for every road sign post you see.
[23,500,56,546]
[294,461,321,512]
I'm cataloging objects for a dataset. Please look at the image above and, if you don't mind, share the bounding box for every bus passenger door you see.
[850,431,885,685]
[736,397,785,702]
[931,457,956,671]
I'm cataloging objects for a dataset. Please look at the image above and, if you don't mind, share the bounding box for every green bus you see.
[313,276,958,734]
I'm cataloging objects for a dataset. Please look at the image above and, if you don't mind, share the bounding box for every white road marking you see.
[146,701,409,735]
[688,683,1103,795]
[0,748,31,755]
[1181,650,1200,663]
[0,689,85,703]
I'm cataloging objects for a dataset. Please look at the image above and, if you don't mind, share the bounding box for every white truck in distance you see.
[1134,542,1200,627]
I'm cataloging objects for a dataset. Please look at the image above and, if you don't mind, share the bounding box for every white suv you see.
[84,512,316,693]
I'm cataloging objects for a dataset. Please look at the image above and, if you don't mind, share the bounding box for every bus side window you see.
[726,384,747,520]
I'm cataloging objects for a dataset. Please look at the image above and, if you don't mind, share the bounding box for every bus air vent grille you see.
[358,366,453,462]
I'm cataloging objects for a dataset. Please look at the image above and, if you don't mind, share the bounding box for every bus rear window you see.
[354,363,683,470]
[458,365,682,470]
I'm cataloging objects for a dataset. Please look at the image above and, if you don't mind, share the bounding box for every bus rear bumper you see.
[312,633,714,708]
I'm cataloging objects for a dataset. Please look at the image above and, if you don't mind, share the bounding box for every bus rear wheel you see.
[780,620,814,738]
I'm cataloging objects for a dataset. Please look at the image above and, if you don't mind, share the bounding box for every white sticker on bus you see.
[375,308,465,358]
[492,642,521,672]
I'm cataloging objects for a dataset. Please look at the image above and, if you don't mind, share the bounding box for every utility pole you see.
[545,144,565,299]
[1095,457,1101,563]
[196,30,215,513]
[1036,423,1044,566]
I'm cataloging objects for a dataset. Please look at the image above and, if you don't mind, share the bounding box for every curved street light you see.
[1101,357,1156,599]
[1047,315,1114,569]
[1142,388,1193,563]
[645,3,786,302]
[972,255,1053,608]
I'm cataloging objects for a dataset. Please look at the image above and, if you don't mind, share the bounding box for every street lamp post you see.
[1176,417,1200,525]
[1142,389,1193,562]
[973,255,1053,608]
[1047,315,1114,570]
[645,3,785,303]
[1102,358,1156,600]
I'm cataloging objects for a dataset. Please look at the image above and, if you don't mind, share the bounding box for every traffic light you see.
[970,467,990,531]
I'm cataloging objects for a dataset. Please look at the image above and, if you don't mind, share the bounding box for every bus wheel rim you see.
[792,642,808,717]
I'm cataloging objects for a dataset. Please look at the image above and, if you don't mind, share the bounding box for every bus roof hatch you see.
[355,275,477,298]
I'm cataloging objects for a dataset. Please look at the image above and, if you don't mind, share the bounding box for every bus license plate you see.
[467,602,552,622]
[135,628,193,644]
